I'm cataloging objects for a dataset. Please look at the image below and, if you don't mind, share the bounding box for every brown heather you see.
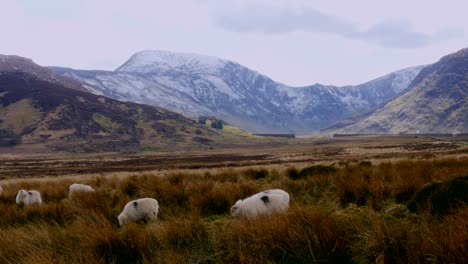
[0,156,467,263]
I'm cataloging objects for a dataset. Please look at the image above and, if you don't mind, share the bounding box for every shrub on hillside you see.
[407,174,468,217]
[288,165,336,180]
[243,168,269,180]
[286,167,300,180]
[300,165,336,177]
[359,161,372,167]
[210,120,223,129]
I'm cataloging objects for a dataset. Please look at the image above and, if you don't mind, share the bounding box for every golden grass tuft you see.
[215,206,351,263]
[0,156,466,263]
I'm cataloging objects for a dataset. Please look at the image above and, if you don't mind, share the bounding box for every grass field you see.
[0,135,467,263]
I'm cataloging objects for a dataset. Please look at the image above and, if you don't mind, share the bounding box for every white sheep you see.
[230,189,290,218]
[118,198,159,226]
[69,183,95,199]
[16,189,42,206]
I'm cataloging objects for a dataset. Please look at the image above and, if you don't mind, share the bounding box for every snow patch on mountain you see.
[51,51,425,134]
[117,50,226,75]
[203,75,243,99]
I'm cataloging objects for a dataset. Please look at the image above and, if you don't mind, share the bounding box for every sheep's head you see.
[16,189,28,204]
[17,189,28,198]
[230,200,243,217]
[118,213,127,226]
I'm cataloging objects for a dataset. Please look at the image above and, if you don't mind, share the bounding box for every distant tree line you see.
[198,116,225,130]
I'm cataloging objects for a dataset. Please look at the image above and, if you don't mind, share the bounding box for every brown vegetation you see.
[0,137,467,263]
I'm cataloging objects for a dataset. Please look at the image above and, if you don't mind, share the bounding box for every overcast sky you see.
[1,0,467,86]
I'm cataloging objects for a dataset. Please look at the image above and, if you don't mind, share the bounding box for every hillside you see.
[330,48,468,134]
[52,50,423,134]
[0,54,88,92]
[0,71,237,153]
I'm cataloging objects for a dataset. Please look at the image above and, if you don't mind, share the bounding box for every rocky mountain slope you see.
[52,50,424,134]
[330,48,468,134]
[0,54,88,92]
[0,59,235,153]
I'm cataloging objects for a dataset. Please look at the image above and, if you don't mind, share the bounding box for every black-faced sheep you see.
[230,189,290,218]
[118,198,159,226]
[69,183,95,199]
[16,189,42,206]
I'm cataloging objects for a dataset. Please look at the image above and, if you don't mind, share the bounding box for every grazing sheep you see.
[69,183,95,199]
[230,189,290,218]
[16,189,42,206]
[118,198,159,226]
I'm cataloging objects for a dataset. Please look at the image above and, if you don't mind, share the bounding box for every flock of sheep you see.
[1,183,290,225]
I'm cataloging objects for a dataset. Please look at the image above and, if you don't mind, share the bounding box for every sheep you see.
[230,189,290,218]
[69,183,95,199]
[118,198,159,226]
[16,189,42,206]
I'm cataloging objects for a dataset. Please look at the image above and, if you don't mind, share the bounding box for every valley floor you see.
[0,135,467,263]
[1,135,466,179]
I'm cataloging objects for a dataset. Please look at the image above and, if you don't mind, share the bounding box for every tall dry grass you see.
[0,157,466,263]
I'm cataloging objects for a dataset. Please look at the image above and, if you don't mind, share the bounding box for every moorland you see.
[0,135,467,263]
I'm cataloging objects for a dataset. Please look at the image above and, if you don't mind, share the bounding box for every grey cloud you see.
[217,6,357,35]
[355,21,464,48]
[215,5,463,48]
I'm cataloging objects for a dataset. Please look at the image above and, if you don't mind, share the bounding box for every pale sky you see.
[1,0,467,86]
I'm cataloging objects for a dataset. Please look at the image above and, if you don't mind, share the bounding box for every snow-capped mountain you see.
[116,50,226,75]
[0,55,234,153]
[52,50,424,134]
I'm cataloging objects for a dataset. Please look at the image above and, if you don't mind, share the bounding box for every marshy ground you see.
[0,135,467,263]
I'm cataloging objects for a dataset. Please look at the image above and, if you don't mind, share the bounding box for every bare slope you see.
[331,48,468,134]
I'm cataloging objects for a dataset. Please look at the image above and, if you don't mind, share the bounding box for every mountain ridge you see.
[52,50,424,134]
[328,47,468,134]
[0,54,89,93]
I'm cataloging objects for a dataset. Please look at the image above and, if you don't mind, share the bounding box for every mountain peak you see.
[0,54,38,72]
[116,50,227,74]
[0,54,33,61]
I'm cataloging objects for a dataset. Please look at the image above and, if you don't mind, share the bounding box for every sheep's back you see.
[70,183,94,193]
[27,190,42,205]
[239,189,289,218]
[121,198,159,221]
